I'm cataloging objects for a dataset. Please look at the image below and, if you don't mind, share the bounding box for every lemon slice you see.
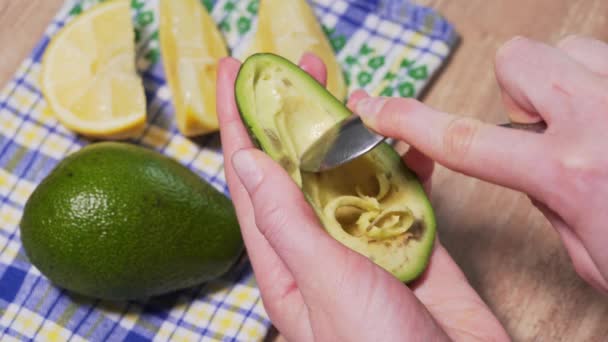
[41,0,145,140]
[159,0,228,136]
[241,0,347,101]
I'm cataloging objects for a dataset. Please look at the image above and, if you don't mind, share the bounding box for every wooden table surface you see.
[2,1,608,341]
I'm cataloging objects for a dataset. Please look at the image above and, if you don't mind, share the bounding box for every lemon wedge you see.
[159,0,228,136]
[41,0,146,139]
[242,0,347,101]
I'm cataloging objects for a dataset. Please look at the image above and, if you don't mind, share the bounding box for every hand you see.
[216,53,508,341]
[354,35,608,293]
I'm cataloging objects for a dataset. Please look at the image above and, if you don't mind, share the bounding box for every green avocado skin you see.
[20,142,243,301]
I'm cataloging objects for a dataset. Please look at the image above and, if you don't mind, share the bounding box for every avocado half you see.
[234,53,436,282]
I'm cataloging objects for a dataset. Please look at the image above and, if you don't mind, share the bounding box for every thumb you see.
[356,97,548,196]
[230,148,355,296]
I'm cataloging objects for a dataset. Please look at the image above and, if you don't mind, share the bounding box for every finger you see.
[217,57,288,295]
[494,36,606,125]
[411,243,510,341]
[217,57,312,341]
[392,142,434,195]
[230,148,350,292]
[497,36,606,124]
[402,147,434,194]
[347,90,434,193]
[299,52,327,86]
[500,90,543,124]
[355,96,549,198]
[217,58,255,149]
[557,35,608,76]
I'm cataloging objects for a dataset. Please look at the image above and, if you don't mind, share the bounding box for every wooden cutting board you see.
[2,1,608,341]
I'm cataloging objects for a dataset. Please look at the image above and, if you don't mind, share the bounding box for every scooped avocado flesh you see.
[235,54,436,282]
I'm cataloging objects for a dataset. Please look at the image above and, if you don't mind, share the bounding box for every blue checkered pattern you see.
[0,0,458,341]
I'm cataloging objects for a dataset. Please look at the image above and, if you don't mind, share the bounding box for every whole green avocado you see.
[20,142,243,300]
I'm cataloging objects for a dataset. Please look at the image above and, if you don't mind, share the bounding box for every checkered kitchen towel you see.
[0,0,458,340]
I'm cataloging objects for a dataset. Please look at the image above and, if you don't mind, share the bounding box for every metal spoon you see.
[299,115,546,173]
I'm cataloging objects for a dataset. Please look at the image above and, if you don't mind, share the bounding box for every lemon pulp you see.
[41,0,146,139]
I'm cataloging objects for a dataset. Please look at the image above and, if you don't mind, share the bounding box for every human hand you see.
[216,53,508,341]
[353,35,608,293]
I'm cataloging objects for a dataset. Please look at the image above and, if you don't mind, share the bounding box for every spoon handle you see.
[498,121,547,133]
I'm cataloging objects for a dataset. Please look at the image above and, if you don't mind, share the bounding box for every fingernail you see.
[232,149,263,191]
[356,97,387,125]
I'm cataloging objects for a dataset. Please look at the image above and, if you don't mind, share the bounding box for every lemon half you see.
[41,0,146,139]
[159,0,228,137]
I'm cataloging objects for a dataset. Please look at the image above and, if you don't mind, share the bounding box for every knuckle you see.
[255,196,289,243]
[442,116,480,163]
[546,148,606,209]
[552,153,597,185]
[332,249,374,294]
[246,173,290,243]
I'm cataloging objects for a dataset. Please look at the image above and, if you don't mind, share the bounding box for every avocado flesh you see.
[236,54,436,282]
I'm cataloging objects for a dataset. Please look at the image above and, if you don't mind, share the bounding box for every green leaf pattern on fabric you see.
[323,25,347,53]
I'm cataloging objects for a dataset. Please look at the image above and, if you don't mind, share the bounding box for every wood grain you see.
[0,1,64,87]
[2,1,608,341]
